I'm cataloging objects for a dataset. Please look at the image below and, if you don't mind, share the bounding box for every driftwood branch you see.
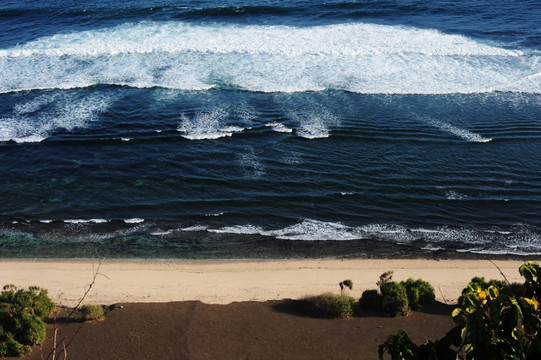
[489,259,511,286]
[46,251,105,360]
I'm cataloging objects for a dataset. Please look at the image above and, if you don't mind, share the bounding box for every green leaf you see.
[487,285,499,300]
[520,264,535,283]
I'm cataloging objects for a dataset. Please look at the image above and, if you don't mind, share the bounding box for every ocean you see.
[0,0,540,258]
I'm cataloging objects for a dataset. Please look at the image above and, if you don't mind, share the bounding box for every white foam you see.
[0,22,521,58]
[268,219,362,240]
[0,92,114,143]
[237,146,266,178]
[205,212,224,217]
[421,245,444,251]
[457,248,541,256]
[13,94,57,115]
[65,219,108,224]
[210,220,363,240]
[207,220,541,254]
[178,108,246,140]
[124,218,145,224]
[150,230,174,236]
[424,118,493,143]
[210,225,263,234]
[1,22,539,94]
[265,122,293,133]
[291,108,339,139]
[446,190,467,200]
[181,225,209,231]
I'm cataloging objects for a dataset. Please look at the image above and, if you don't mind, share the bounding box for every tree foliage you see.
[379,261,541,360]
[0,284,56,357]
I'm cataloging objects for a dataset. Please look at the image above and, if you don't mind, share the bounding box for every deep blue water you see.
[1,0,540,258]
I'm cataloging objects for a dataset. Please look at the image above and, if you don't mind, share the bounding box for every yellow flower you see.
[524,298,539,311]
[479,290,487,301]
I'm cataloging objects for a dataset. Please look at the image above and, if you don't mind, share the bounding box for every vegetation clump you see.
[300,293,357,318]
[380,281,410,317]
[339,279,353,295]
[360,271,434,316]
[359,289,383,311]
[299,273,434,319]
[0,284,55,357]
[400,278,435,310]
[79,304,105,322]
[379,261,541,360]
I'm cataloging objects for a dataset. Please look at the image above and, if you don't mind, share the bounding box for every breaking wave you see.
[1,22,539,94]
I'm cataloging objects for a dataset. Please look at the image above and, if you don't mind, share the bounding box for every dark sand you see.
[23,300,455,360]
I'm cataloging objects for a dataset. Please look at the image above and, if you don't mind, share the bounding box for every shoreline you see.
[1,258,535,307]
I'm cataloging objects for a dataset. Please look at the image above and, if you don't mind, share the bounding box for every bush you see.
[79,304,105,322]
[300,293,356,318]
[359,289,383,311]
[380,281,409,317]
[17,313,47,345]
[379,261,541,360]
[0,336,32,358]
[400,278,435,310]
[0,284,55,357]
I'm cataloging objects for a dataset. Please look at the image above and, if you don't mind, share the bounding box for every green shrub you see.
[16,313,46,345]
[380,281,409,317]
[0,284,55,357]
[400,278,435,309]
[79,304,105,322]
[359,289,383,311]
[300,293,356,318]
[0,336,32,358]
[379,261,541,360]
[0,285,55,321]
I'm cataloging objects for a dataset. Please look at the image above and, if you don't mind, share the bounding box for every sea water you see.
[0,0,540,258]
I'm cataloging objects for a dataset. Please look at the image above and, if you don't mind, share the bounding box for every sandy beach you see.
[1,258,532,306]
[1,258,536,360]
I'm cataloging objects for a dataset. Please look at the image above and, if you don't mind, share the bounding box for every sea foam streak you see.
[0,92,114,143]
[0,22,539,94]
[423,117,493,143]
[208,220,541,254]
[178,107,250,140]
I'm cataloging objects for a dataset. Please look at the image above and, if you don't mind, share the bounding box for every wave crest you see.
[0,22,539,95]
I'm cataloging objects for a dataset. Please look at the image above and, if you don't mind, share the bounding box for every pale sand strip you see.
[0,259,535,307]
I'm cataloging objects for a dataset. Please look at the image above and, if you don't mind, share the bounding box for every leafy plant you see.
[79,304,105,322]
[379,261,541,360]
[378,330,418,360]
[470,276,523,297]
[0,284,55,357]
